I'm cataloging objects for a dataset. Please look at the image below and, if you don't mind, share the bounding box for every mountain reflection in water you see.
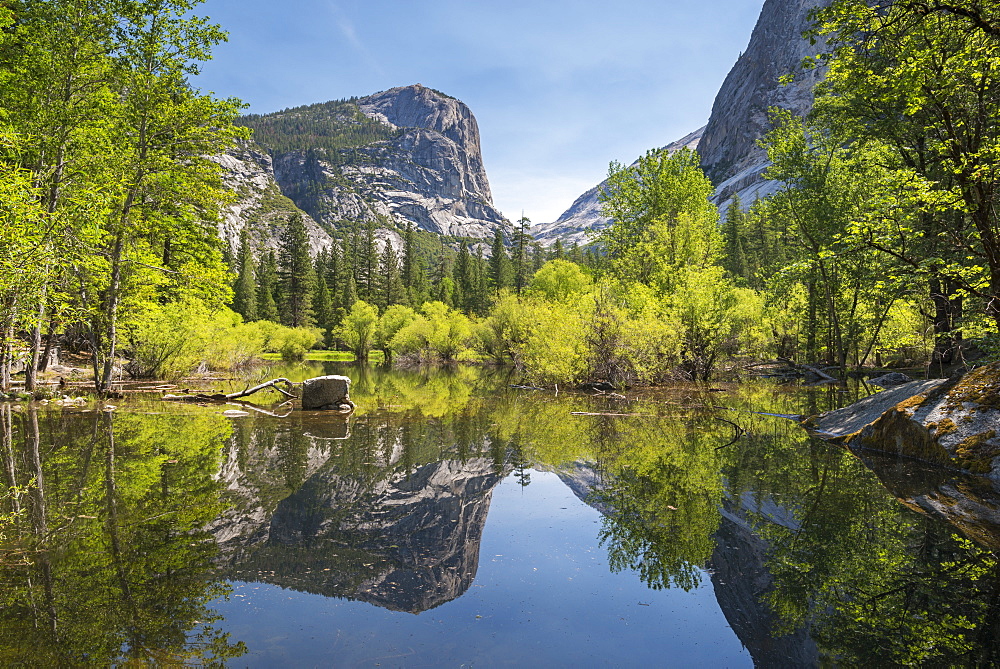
[1,364,999,666]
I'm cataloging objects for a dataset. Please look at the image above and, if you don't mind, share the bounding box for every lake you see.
[1,363,998,666]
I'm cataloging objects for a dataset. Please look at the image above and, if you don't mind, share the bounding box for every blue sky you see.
[193,0,763,224]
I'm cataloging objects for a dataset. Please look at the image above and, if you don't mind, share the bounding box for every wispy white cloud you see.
[327,2,386,77]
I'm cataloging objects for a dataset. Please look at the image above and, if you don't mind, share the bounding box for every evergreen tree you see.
[256,250,280,322]
[313,273,334,347]
[454,241,473,312]
[434,251,454,306]
[357,221,378,302]
[489,228,512,291]
[278,213,315,327]
[531,242,545,272]
[232,228,257,321]
[379,241,405,310]
[402,222,416,286]
[722,195,750,284]
[342,272,358,312]
[551,239,564,260]
[408,253,429,307]
[472,247,489,314]
[514,215,530,293]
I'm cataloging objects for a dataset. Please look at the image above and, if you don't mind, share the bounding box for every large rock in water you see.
[301,375,353,411]
[811,364,1000,481]
[810,364,1000,550]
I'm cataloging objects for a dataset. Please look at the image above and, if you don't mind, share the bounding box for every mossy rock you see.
[817,362,1000,481]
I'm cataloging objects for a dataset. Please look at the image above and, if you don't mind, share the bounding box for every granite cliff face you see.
[212,142,333,256]
[209,416,508,614]
[221,84,509,254]
[700,0,831,214]
[534,0,830,245]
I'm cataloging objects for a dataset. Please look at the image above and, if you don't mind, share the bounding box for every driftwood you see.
[759,358,839,383]
[570,411,654,417]
[163,378,297,404]
[798,363,838,383]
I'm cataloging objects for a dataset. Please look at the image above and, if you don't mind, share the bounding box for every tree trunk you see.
[1,316,14,393]
[24,277,49,392]
[930,277,963,370]
[98,231,126,395]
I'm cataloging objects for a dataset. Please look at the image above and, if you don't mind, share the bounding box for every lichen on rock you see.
[810,363,1000,482]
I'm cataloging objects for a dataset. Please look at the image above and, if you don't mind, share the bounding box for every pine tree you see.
[434,251,454,306]
[313,273,334,347]
[402,222,416,286]
[256,250,280,322]
[722,195,750,283]
[342,272,358,311]
[514,215,530,293]
[531,242,545,272]
[408,253,429,307]
[489,228,511,291]
[551,239,564,261]
[454,241,473,312]
[232,228,258,321]
[473,246,488,314]
[326,238,342,304]
[357,221,378,302]
[278,213,315,327]
[378,240,404,310]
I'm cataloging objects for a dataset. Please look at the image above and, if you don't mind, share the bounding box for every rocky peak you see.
[534,0,831,246]
[358,84,481,154]
[700,0,832,211]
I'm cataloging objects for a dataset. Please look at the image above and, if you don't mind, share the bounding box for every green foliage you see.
[0,0,248,394]
[375,304,417,363]
[232,228,258,322]
[527,259,592,302]
[236,99,402,163]
[667,266,767,380]
[336,299,379,360]
[599,147,720,292]
[392,301,475,362]
[126,300,320,377]
[278,214,316,327]
[0,406,245,665]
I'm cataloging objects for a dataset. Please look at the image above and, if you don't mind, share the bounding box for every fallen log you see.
[799,364,838,383]
[164,378,297,404]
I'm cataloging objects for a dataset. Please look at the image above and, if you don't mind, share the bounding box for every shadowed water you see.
[0,364,998,666]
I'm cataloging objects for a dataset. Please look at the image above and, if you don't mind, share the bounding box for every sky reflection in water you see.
[215,472,748,667]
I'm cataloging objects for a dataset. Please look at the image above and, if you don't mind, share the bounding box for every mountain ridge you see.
[215,84,511,256]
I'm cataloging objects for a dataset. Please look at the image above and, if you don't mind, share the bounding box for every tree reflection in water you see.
[0,403,246,665]
[1,367,1000,665]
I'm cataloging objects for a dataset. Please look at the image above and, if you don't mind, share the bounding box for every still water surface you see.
[1,363,998,666]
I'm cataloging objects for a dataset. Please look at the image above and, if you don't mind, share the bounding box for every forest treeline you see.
[4,0,1000,392]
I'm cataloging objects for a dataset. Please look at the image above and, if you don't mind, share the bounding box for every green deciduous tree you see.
[336,299,378,360]
[599,147,720,293]
[810,0,1000,337]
